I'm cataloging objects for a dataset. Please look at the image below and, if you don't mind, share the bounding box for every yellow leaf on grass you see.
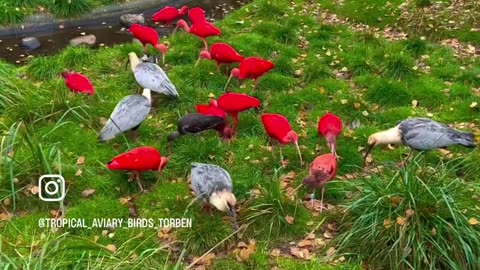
[106,244,117,253]
[76,156,85,165]
[397,216,406,226]
[285,215,294,224]
[270,249,281,257]
[469,218,479,225]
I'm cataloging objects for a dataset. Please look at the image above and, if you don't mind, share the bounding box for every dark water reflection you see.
[0,0,249,65]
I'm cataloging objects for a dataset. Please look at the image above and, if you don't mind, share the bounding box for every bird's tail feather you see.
[98,121,121,142]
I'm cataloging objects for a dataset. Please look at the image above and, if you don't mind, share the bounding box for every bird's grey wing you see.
[191,163,210,199]
[134,63,179,97]
[400,118,461,150]
[99,95,151,141]
[191,163,232,199]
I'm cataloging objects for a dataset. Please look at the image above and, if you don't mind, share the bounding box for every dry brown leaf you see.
[81,189,96,198]
[353,102,361,109]
[201,253,216,265]
[3,198,11,206]
[99,117,108,126]
[290,247,311,259]
[30,185,39,195]
[76,156,85,165]
[235,240,255,262]
[405,209,415,218]
[285,215,294,224]
[102,230,109,237]
[297,239,314,247]
[326,246,336,258]
[431,227,437,236]
[306,233,315,240]
[323,231,333,239]
[119,197,130,205]
[0,212,12,221]
[412,100,418,108]
[397,216,406,226]
[468,218,479,225]
[470,102,478,109]
[75,169,82,176]
[106,244,117,253]
[384,219,393,229]
[93,235,99,243]
[270,248,281,257]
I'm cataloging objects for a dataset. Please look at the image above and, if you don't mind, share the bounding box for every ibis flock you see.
[60,5,477,230]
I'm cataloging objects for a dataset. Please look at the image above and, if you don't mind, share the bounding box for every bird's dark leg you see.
[225,65,229,76]
[397,150,413,168]
[130,125,141,142]
[253,79,259,91]
[216,63,220,72]
[128,172,136,182]
[278,143,288,167]
[319,186,327,213]
[201,204,213,215]
[135,172,145,193]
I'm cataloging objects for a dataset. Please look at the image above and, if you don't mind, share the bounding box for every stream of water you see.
[0,0,248,65]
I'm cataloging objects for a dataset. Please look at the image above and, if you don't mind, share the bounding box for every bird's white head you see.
[142,88,152,103]
[363,127,402,166]
[209,190,236,213]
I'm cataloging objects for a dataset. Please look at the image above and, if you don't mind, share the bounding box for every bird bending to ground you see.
[217,93,260,132]
[363,117,476,166]
[261,113,303,166]
[128,24,168,63]
[196,102,227,118]
[61,71,95,95]
[224,57,274,91]
[128,52,179,98]
[302,153,337,212]
[98,89,152,142]
[106,146,168,192]
[188,7,206,23]
[318,112,342,159]
[174,19,221,50]
[152,5,188,25]
[195,43,244,73]
[167,113,233,151]
[190,162,238,230]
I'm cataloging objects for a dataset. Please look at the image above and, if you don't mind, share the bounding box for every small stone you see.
[119,14,145,27]
[20,37,41,50]
[70,35,96,46]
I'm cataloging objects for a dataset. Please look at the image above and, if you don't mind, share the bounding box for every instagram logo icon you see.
[38,174,66,202]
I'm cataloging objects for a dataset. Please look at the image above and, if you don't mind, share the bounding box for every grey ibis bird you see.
[98,89,152,142]
[363,117,477,166]
[190,162,238,230]
[127,52,179,98]
[167,113,233,144]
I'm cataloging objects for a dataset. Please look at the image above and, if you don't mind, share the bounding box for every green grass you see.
[1,0,480,268]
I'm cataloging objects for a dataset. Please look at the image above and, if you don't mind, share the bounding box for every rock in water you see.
[70,35,96,46]
[120,14,145,27]
[20,37,41,50]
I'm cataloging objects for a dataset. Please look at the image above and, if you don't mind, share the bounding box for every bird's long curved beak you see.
[363,144,374,167]
[172,24,179,35]
[294,140,303,165]
[229,205,238,231]
[329,142,338,160]
[195,56,201,67]
[223,75,233,92]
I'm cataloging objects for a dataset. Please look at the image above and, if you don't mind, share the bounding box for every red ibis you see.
[217,93,260,132]
[224,57,274,91]
[318,112,342,159]
[61,71,95,95]
[128,24,168,64]
[191,162,238,230]
[152,5,188,25]
[261,113,303,166]
[302,153,337,212]
[106,146,168,192]
[174,19,221,50]
[195,42,244,73]
[188,7,206,23]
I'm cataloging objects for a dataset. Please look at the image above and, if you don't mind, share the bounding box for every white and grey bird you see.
[364,117,477,165]
[98,89,152,142]
[190,162,238,230]
[128,52,179,98]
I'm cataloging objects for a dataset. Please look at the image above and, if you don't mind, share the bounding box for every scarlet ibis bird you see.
[261,113,303,165]
[127,52,178,98]
[106,146,168,192]
[152,5,188,25]
[302,153,337,212]
[364,118,477,167]
[224,57,274,91]
[190,162,238,230]
[195,42,244,73]
[217,93,260,132]
[98,89,151,142]
[61,71,95,95]
[188,7,206,23]
[128,24,167,63]
[318,112,342,159]
[167,113,233,146]
[174,19,221,50]
[196,103,227,118]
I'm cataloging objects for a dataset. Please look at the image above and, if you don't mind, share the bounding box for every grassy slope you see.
[0,0,479,268]
[0,0,126,25]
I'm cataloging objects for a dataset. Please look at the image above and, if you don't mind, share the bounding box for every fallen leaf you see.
[362,110,369,116]
[469,218,479,225]
[405,209,415,218]
[93,235,99,243]
[119,197,130,205]
[326,247,336,258]
[340,99,348,104]
[81,189,95,198]
[285,215,294,224]
[201,252,216,265]
[470,102,478,109]
[235,240,255,262]
[297,239,313,247]
[75,169,82,176]
[384,219,393,229]
[3,198,11,206]
[412,100,418,108]
[76,156,85,165]
[99,117,108,126]
[290,247,312,259]
[270,248,281,257]
[353,102,361,109]
[0,212,12,221]
[30,185,39,195]
[323,231,333,239]
[106,244,117,253]
[397,216,406,226]
[102,230,109,237]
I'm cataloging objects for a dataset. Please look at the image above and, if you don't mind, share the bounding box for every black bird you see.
[167,113,234,143]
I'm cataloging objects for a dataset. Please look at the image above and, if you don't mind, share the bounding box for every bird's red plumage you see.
[261,113,293,144]
[63,72,95,95]
[188,7,206,23]
[209,43,244,64]
[238,57,274,80]
[303,153,337,189]
[152,6,187,23]
[106,147,162,172]
[189,20,221,38]
[196,104,226,118]
[129,24,159,47]
[318,112,342,138]
[217,93,260,113]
